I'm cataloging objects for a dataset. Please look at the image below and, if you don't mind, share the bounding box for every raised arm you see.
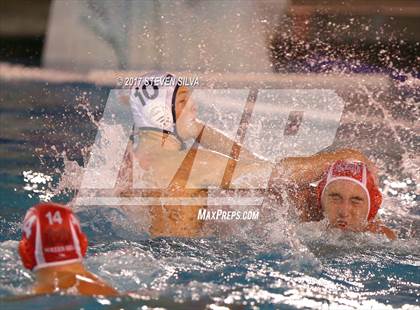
[188,119,264,161]
[165,146,375,191]
[174,147,272,189]
[269,148,376,187]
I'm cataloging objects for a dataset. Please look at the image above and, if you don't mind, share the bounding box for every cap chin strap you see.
[170,83,187,150]
[134,126,186,150]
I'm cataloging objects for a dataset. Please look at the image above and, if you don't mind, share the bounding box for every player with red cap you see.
[280,158,396,240]
[19,202,118,296]
[316,160,396,239]
[316,160,381,223]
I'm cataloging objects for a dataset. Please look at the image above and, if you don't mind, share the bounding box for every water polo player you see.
[276,159,396,240]
[118,72,264,237]
[19,202,118,296]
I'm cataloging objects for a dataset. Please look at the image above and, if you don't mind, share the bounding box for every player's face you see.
[175,86,198,140]
[322,180,370,231]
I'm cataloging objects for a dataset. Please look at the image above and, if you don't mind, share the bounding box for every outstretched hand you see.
[270,148,380,188]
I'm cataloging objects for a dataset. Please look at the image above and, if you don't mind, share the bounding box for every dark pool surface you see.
[0,79,419,309]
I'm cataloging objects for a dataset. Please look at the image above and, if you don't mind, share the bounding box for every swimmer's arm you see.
[32,271,119,296]
[271,148,374,186]
[186,149,272,188]
[284,185,323,222]
[195,120,263,161]
[186,148,372,190]
[76,272,119,296]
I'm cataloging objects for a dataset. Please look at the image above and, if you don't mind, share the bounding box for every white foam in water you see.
[22,170,54,201]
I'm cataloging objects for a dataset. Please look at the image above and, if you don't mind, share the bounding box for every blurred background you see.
[0,0,419,76]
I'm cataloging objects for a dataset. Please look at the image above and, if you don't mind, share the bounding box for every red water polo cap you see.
[19,202,88,271]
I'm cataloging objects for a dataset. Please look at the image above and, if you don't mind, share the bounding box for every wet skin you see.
[33,262,118,296]
[322,179,369,232]
[320,179,396,239]
[174,86,201,140]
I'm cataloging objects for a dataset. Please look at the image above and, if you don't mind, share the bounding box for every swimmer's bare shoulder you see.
[33,264,118,296]
[5,271,118,299]
[365,221,397,240]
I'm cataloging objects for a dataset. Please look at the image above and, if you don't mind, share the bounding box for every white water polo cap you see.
[129,72,180,135]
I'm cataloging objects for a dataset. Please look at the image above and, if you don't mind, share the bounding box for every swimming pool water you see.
[0,79,419,309]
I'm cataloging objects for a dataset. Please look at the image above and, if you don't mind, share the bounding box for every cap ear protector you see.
[19,203,88,271]
[19,237,36,270]
[316,160,382,222]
